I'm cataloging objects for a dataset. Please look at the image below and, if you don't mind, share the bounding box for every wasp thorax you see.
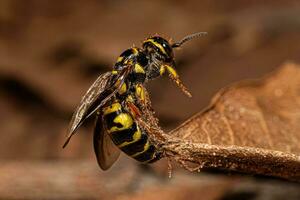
[142,36,174,63]
[114,48,139,71]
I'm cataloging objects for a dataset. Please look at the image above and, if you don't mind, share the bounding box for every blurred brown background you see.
[0,0,299,199]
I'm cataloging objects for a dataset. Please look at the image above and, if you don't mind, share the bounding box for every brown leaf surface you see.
[161,63,300,181]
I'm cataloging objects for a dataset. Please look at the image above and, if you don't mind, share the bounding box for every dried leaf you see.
[158,63,300,181]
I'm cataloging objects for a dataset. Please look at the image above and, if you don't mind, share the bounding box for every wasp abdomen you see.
[102,102,161,163]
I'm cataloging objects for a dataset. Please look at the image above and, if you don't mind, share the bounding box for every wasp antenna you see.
[171,32,208,48]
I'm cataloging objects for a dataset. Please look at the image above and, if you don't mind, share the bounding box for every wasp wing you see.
[94,114,120,170]
[63,66,132,148]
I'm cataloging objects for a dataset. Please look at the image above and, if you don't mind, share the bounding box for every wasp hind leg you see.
[125,97,165,143]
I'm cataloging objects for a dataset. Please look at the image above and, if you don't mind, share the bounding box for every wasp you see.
[63,32,207,170]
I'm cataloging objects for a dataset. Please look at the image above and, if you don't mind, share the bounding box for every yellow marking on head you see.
[118,128,142,148]
[134,63,145,74]
[118,83,127,95]
[103,102,122,115]
[146,39,167,55]
[109,113,133,132]
[135,85,145,101]
[132,141,150,157]
[112,70,118,75]
[117,56,123,62]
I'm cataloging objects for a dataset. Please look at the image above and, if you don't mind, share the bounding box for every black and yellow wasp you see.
[63,32,207,170]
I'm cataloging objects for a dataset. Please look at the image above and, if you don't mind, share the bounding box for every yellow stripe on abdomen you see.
[117,127,142,148]
[103,102,122,115]
[102,99,161,163]
[109,113,133,132]
[131,141,150,157]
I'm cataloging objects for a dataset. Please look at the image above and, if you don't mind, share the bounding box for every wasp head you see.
[142,33,207,97]
[142,36,178,81]
[143,36,174,63]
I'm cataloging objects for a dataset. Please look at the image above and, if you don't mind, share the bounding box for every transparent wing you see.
[63,66,132,148]
[94,114,120,170]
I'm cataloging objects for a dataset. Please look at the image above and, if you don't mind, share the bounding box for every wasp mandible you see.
[63,32,207,170]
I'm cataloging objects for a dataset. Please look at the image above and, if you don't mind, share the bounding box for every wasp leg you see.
[134,84,152,110]
[125,97,165,143]
[126,101,142,119]
[137,118,165,141]
[164,64,192,98]
[134,84,158,124]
